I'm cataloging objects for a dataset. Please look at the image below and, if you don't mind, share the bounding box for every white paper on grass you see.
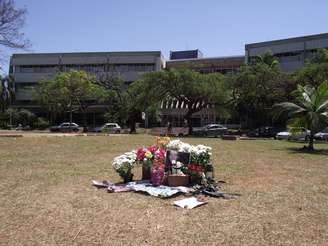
[173,197,207,209]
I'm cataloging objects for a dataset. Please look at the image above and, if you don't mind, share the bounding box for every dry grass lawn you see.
[0,134,328,245]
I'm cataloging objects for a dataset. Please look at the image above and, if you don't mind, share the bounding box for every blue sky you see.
[2,0,328,72]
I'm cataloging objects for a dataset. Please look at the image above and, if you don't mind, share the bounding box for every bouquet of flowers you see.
[111,138,213,185]
[166,140,213,184]
[136,145,165,180]
[112,151,137,182]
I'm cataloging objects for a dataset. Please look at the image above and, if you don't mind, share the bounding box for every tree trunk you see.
[184,111,193,136]
[129,120,136,134]
[308,132,314,151]
[69,104,73,133]
[83,110,88,132]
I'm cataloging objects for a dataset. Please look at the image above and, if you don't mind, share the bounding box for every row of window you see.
[197,67,239,74]
[16,63,156,73]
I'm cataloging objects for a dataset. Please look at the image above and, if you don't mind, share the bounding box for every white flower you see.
[166,139,183,150]
[112,150,137,170]
[178,142,193,153]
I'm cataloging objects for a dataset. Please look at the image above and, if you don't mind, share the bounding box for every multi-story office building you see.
[245,32,328,72]
[9,51,164,123]
[9,32,328,127]
[162,54,244,127]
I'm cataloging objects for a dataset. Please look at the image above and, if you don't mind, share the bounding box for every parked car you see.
[314,128,328,141]
[50,122,80,132]
[247,126,281,138]
[193,124,228,137]
[276,127,310,141]
[15,124,31,131]
[94,123,121,133]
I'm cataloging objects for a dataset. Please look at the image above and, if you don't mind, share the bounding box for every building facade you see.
[245,33,328,72]
[9,51,164,124]
[9,32,328,128]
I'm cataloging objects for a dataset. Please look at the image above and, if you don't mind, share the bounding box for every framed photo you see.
[165,150,190,172]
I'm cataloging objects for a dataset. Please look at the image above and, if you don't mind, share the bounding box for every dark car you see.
[193,124,228,137]
[247,126,282,138]
[50,122,80,132]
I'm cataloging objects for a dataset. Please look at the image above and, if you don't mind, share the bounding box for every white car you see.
[276,128,310,141]
[276,130,290,140]
[95,123,121,133]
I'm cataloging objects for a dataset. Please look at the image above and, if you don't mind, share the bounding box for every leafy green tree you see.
[232,52,293,128]
[17,108,36,127]
[94,73,151,133]
[295,48,328,87]
[0,75,14,113]
[137,69,231,134]
[34,70,106,131]
[274,81,328,150]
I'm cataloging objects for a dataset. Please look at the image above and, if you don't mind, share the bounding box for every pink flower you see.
[136,148,146,161]
[155,148,165,160]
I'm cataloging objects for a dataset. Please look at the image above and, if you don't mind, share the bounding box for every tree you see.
[274,81,328,151]
[137,69,231,135]
[295,49,328,87]
[34,70,106,131]
[95,74,127,125]
[0,0,30,49]
[0,76,15,126]
[17,108,35,126]
[232,52,293,128]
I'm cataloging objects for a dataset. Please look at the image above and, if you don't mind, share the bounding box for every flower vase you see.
[123,173,133,183]
[151,166,164,186]
[142,160,152,180]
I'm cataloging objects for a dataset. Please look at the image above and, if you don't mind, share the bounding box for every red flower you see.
[147,145,157,154]
[136,148,146,161]
[188,164,203,173]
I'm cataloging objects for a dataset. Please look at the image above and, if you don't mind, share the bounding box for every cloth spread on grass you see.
[92,180,191,198]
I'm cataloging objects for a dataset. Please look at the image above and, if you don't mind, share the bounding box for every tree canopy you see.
[232,52,294,128]
[295,49,328,87]
[137,68,231,134]
[34,70,106,128]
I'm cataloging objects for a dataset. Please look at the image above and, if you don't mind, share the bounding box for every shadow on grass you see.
[286,147,328,155]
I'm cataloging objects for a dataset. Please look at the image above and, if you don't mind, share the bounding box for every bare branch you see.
[0,0,30,49]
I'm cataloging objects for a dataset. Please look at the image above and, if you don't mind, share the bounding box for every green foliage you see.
[232,52,293,127]
[93,74,149,132]
[0,75,15,113]
[274,80,328,150]
[34,70,106,126]
[137,68,231,134]
[17,108,36,126]
[34,117,50,129]
[295,49,328,87]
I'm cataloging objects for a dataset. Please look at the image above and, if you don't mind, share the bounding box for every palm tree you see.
[274,80,328,150]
